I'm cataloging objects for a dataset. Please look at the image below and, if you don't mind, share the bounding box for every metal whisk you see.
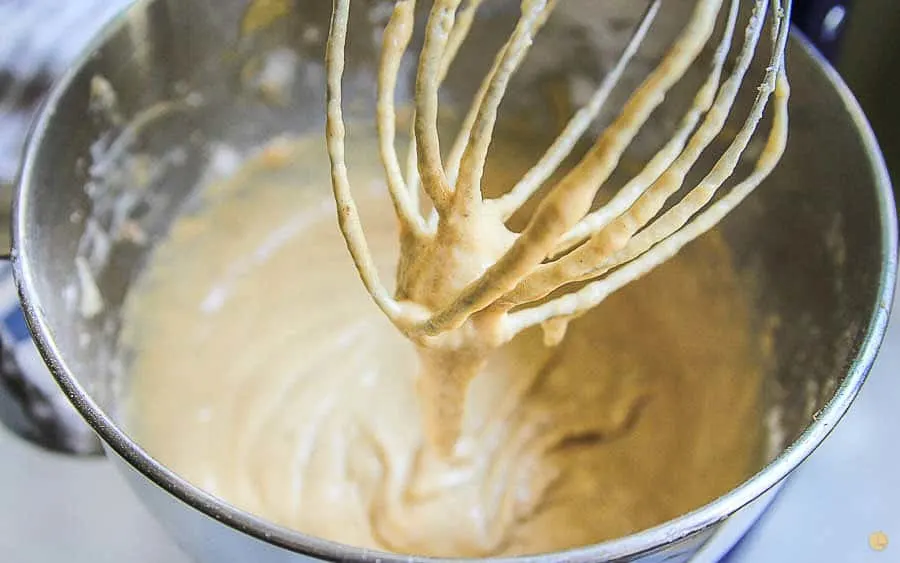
[325,0,792,453]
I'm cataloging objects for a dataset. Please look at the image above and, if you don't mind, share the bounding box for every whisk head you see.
[325,0,792,453]
[326,0,791,341]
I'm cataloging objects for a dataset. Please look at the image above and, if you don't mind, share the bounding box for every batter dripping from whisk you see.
[126,0,789,557]
[324,0,789,455]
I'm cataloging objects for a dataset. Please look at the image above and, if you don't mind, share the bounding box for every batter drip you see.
[323,0,790,454]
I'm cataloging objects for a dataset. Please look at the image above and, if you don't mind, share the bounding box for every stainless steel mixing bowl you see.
[4,0,897,561]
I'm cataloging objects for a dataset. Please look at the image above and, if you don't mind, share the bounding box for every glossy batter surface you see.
[125,132,764,558]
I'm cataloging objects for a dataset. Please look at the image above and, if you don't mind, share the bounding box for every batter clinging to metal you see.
[324,0,792,454]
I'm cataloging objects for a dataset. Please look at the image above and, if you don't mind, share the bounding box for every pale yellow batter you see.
[321,0,789,458]
[125,131,763,558]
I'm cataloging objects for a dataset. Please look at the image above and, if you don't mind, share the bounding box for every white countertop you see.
[723,294,900,562]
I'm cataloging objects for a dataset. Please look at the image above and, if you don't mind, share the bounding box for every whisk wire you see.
[325,0,792,341]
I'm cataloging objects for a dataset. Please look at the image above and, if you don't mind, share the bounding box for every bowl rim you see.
[10,1,899,561]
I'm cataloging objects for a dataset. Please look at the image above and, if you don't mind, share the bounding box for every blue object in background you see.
[793,0,853,62]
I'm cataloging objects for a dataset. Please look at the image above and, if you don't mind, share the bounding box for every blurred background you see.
[839,0,900,187]
[0,0,897,186]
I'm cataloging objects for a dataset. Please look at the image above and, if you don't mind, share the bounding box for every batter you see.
[320,0,789,458]
[125,131,763,558]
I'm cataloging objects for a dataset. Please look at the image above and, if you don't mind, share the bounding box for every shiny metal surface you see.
[0,0,119,454]
[7,0,898,562]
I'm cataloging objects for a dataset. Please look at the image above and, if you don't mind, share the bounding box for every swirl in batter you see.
[125,131,764,557]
